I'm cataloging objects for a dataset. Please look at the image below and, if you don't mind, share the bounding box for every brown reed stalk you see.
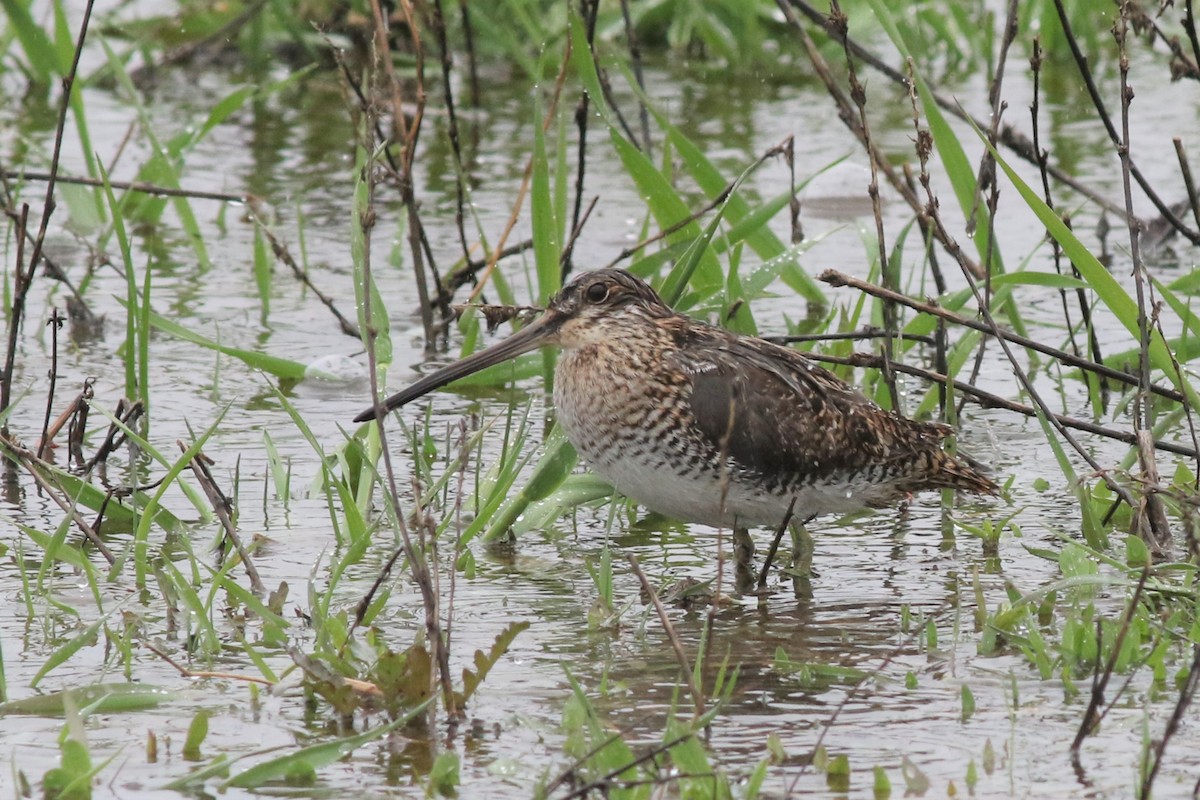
[828,0,900,412]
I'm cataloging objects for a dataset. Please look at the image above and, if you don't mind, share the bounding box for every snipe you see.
[355,269,996,579]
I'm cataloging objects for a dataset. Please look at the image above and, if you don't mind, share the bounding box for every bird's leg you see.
[733,527,755,594]
[789,521,814,600]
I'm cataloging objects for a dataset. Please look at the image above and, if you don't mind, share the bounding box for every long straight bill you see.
[353,311,561,422]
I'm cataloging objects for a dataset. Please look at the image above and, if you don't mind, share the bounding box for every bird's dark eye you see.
[585,281,609,303]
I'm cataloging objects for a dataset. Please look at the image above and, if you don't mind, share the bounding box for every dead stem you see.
[1070,568,1149,765]
[180,441,265,595]
[0,168,249,204]
[145,641,275,687]
[601,138,791,271]
[618,0,652,154]
[3,1,96,430]
[562,0,601,282]
[34,309,64,462]
[779,0,1154,229]
[456,0,480,106]
[248,205,360,338]
[1185,0,1200,82]
[1116,1,1172,555]
[356,0,456,717]
[0,437,115,564]
[1140,644,1200,799]
[64,380,95,470]
[1029,35,1108,384]
[1,203,31,431]
[430,0,473,268]
[466,39,573,303]
[1174,138,1200,232]
[805,350,1199,461]
[829,0,900,412]
[819,270,1186,405]
[82,399,143,474]
[626,554,706,721]
[1052,0,1199,244]
[779,2,986,281]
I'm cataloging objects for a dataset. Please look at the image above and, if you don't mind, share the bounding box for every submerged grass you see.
[1,0,1200,797]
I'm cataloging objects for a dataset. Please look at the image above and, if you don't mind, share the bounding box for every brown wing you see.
[669,329,951,485]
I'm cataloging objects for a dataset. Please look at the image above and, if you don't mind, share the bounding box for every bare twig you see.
[3,3,95,426]
[1139,644,1200,799]
[1116,2,1172,554]
[82,398,143,474]
[777,2,986,280]
[248,207,360,337]
[777,0,1159,229]
[618,0,652,153]
[358,0,456,717]
[457,0,480,105]
[627,554,705,721]
[1070,569,1149,764]
[146,641,275,687]
[1052,0,1199,244]
[1,168,249,204]
[1173,138,1200,232]
[431,0,473,268]
[818,270,1185,405]
[829,0,899,411]
[180,441,265,595]
[36,310,65,461]
[0,436,115,563]
[804,350,1199,460]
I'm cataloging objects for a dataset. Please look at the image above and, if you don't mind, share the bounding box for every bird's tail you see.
[928,449,1000,496]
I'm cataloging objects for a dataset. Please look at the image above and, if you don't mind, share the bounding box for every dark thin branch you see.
[1051,0,1199,244]
[1071,569,1149,763]
[1,168,250,204]
[249,206,360,338]
[818,270,1185,405]
[627,554,706,721]
[1140,644,1200,799]
[36,310,64,462]
[181,441,265,595]
[829,0,899,412]
[780,0,1148,228]
[777,1,986,280]
[805,351,1199,460]
[1173,138,1200,232]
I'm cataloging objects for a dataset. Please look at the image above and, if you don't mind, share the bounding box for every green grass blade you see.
[139,305,310,380]
[0,683,178,715]
[224,703,429,788]
[31,618,107,688]
[531,90,561,304]
[569,8,721,291]
[481,426,578,543]
[979,129,1189,395]
[0,0,60,81]
[352,143,392,368]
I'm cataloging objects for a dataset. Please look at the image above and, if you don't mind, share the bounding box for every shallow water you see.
[2,4,1200,798]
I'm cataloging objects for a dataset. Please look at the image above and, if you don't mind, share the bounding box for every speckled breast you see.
[552,345,854,529]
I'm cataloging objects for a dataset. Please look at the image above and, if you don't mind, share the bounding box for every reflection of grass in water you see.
[3,0,1200,796]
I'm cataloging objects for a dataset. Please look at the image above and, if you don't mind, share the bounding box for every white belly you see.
[552,345,882,529]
